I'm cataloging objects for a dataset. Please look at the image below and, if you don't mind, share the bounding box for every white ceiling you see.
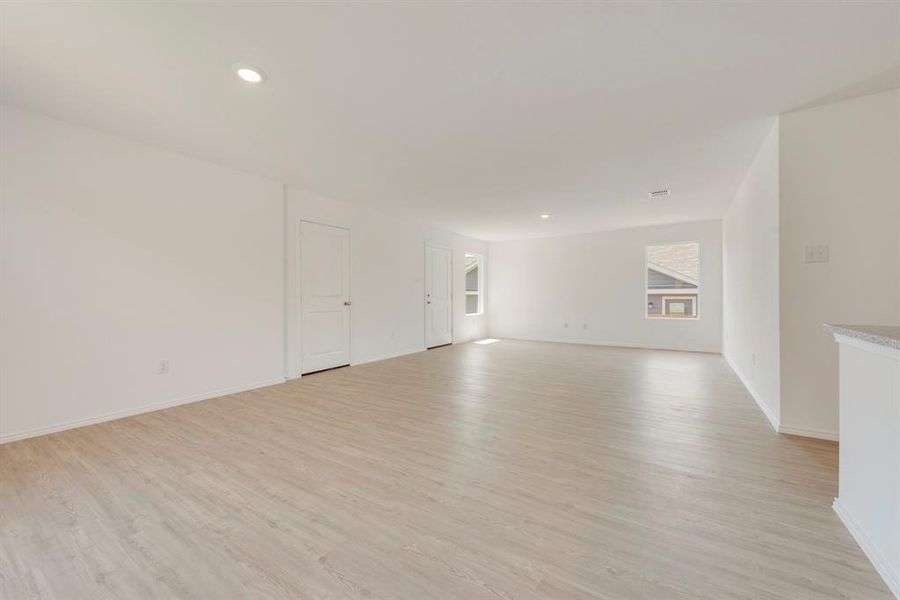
[2,2,898,241]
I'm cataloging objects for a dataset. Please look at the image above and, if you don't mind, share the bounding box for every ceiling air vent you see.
[649,189,671,199]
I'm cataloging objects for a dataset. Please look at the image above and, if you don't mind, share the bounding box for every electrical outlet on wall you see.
[157,360,169,375]
[804,245,829,263]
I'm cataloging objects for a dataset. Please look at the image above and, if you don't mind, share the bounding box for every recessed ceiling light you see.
[234,64,265,83]
[540,213,551,219]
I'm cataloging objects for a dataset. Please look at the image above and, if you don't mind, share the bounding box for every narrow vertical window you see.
[465,253,483,316]
[646,242,699,319]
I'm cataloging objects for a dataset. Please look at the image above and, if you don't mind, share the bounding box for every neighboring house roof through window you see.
[647,242,699,287]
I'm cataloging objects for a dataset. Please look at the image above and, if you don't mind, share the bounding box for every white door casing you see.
[425,244,453,348]
[300,221,350,374]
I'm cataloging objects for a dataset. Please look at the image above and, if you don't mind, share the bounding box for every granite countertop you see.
[823,324,900,351]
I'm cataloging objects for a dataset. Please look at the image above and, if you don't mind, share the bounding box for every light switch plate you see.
[804,245,829,263]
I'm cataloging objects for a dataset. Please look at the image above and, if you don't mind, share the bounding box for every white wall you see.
[487,220,722,353]
[779,89,900,439]
[722,120,781,429]
[0,106,286,442]
[11,88,894,446]
[285,188,488,378]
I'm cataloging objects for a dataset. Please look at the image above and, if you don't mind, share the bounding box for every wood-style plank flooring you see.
[0,341,891,599]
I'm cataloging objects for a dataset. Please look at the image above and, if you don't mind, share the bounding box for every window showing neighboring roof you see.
[646,242,699,319]
[465,253,483,316]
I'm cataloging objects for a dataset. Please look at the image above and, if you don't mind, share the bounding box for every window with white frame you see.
[646,242,699,319]
[465,253,483,315]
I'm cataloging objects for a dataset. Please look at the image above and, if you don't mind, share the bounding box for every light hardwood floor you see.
[0,341,891,599]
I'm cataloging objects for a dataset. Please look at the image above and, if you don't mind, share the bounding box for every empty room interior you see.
[2,2,900,599]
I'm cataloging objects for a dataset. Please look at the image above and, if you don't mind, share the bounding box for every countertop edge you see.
[823,324,900,352]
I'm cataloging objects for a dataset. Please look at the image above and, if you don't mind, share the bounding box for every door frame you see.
[297,219,351,376]
[424,242,453,349]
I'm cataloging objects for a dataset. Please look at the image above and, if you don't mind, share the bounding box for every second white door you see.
[301,221,350,374]
[425,244,453,348]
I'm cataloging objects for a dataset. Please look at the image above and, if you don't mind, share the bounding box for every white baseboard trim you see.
[289,345,441,379]
[0,377,286,445]
[833,498,900,598]
[778,424,839,442]
[351,347,426,367]
[493,335,721,355]
[723,353,780,432]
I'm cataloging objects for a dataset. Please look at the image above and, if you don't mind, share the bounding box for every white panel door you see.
[301,221,350,374]
[425,244,453,348]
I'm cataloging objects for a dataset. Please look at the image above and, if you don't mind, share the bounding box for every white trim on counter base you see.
[834,498,900,599]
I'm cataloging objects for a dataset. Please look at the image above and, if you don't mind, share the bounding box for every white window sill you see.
[645,316,700,321]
